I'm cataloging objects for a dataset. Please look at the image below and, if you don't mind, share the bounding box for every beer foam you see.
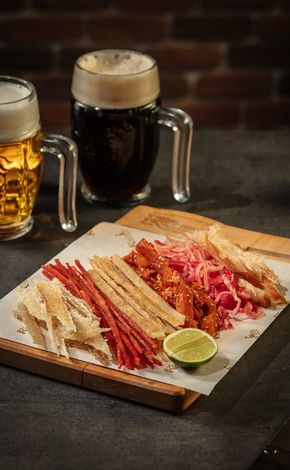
[0,78,40,142]
[78,50,154,76]
[0,82,30,104]
[72,50,160,109]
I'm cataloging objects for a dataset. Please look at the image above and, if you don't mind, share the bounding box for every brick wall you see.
[1,0,290,130]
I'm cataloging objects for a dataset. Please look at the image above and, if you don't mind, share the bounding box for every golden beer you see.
[0,132,43,227]
[0,76,78,240]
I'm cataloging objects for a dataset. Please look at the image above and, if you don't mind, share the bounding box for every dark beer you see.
[71,49,161,204]
[71,98,160,203]
[71,49,192,205]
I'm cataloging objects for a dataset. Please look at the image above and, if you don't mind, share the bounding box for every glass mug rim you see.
[75,49,157,78]
[0,75,35,106]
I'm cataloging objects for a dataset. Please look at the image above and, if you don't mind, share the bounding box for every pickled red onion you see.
[155,240,264,330]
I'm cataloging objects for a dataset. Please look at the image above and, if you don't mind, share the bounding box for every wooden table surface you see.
[1,130,290,470]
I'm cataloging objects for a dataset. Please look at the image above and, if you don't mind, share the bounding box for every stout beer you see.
[71,50,161,204]
[71,49,193,205]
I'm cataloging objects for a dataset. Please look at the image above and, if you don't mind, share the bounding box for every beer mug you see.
[0,76,78,241]
[71,49,192,205]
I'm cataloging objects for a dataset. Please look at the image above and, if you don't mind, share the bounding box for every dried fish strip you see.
[90,258,167,330]
[90,255,185,330]
[112,255,185,327]
[42,259,162,369]
[88,267,168,340]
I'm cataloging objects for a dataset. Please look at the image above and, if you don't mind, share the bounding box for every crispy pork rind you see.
[89,255,185,340]
[36,279,76,333]
[16,302,45,347]
[187,224,287,307]
[15,279,112,363]
[16,283,58,352]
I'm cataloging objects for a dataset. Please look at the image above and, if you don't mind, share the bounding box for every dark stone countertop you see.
[1,130,290,470]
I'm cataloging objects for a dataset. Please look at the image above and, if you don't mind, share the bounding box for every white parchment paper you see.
[0,222,289,395]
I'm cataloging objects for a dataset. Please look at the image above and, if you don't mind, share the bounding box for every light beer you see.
[0,134,43,226]
[0,76,78,240]
[0,78,42,236]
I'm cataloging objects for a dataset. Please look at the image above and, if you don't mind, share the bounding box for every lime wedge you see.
[163,328,218,369]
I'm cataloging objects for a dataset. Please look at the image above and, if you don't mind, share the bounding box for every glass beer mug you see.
[0,76,78,241]
[71,49,192,205]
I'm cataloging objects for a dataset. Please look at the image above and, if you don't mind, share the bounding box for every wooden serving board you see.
[117,205,290,259]
[1,205,290,412]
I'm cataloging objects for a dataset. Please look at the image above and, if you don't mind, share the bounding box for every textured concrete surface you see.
[1,130,290,470]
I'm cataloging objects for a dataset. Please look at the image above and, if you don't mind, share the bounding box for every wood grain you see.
[83,364,199,412]
[0,337,85,386]
[117,205,290,256]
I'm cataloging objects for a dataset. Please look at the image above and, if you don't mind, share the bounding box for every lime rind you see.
[163,328,218,369]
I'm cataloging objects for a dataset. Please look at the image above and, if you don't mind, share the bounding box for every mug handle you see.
[40,134,78,232]
[158,107,193,203]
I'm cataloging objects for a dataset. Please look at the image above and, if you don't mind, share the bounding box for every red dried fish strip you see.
[42,259,161,370]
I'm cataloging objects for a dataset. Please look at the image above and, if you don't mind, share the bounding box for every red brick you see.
[202,0,277,9]
[160,74,188,98]
[173,15,250,40]
[0,0,26,10]
[254,14,290,41]
[4,15,83,42]
[164,99,239,128]
[26,76,72,101]
[89,14,169,41]
[145,44,224,71]
[39,101,70,130]
[33,0,106,9]
[0,46,52,73]
[60,46,91,71]
[116,0,196,13]
[229,45,290,68]
[279,73,290,96]
[0,20,5,41]
[246,101,290,128]
[195,72,273,99]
